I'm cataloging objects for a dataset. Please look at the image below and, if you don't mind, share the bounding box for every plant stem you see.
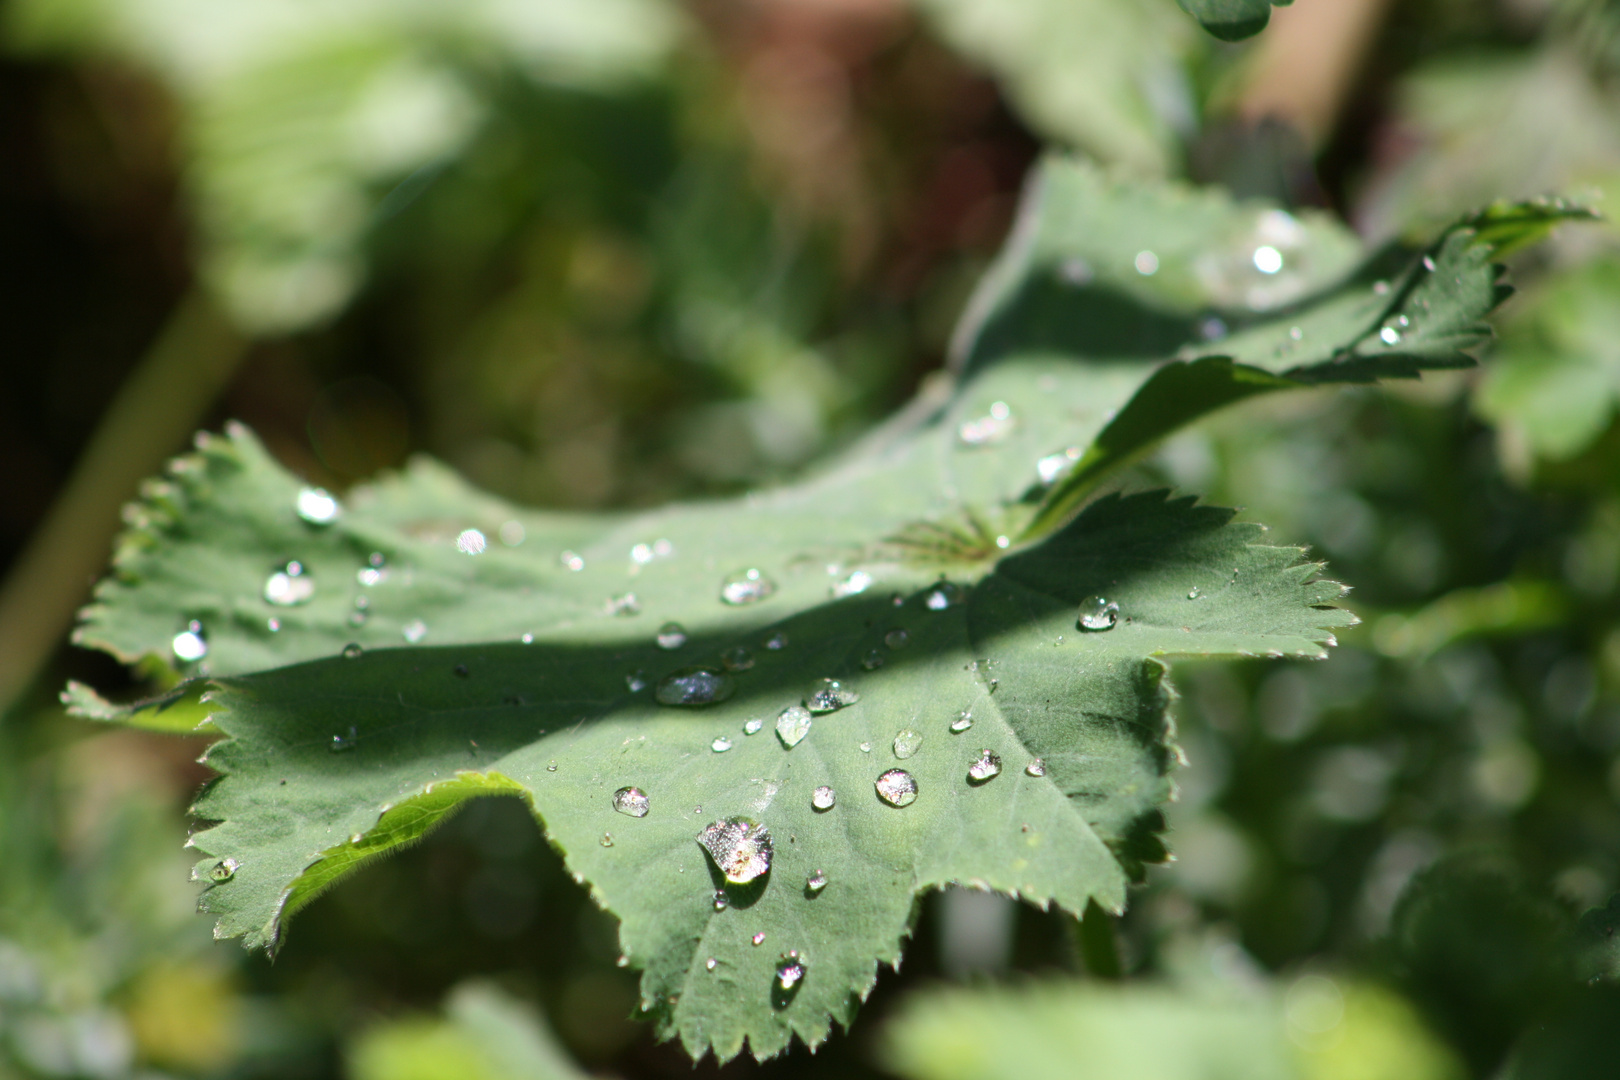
[1076,899,1123,979]
[0,290,247,718]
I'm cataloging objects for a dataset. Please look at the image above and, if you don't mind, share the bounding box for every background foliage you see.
[3,0,1620,1078]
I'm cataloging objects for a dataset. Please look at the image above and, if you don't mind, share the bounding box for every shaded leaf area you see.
[1175,0,1283,42]
[953,160,1594,538]
[74,424,1344,1061]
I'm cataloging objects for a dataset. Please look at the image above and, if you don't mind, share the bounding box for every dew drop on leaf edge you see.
[875,769,918,807]
[612,787,650,818]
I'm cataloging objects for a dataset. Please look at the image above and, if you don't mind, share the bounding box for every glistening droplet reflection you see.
[967,749,1002,783]
[875,769,918,807]
[776,953,805,991]
[805,871,827,893]
[696,818,773,884]
[1077,597,1120,632]
[172,621,208,662]
[656,622,688,650]
[721,568,777,606]
[805,679,858,714]
[264,561,315,606]
[295,487,339,524]
[402,619,428,644]
[776,705,813,748]
[958,401,1015,447]
[655,667,735,707]
[925,582,963,611]
[811,786,836,811]
[612,787,650,817]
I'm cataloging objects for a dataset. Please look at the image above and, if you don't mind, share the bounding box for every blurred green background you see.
[3,0,1620,1077]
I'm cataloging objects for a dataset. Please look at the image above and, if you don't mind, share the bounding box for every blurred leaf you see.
[1369,580,1570,661]
[1477,257,1620,462]
[350,981,591,1080]
[1295,981,1466,1080]
[880,981,1296,1080]
[1574,892,1620,984]
[1175,0,1283,42]
[1500,987,1620,1080]
[5,0,686,333]
[74,421,1347,1061]
[913,0,1197,174]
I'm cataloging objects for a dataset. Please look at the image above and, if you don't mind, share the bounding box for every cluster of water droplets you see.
[957,401,1016,447]
[720,568,777,606]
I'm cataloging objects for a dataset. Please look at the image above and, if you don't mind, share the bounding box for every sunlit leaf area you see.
[3,0,1620,1077]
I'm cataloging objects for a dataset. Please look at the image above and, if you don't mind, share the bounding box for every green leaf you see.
[952,158,1593,539]
[350,981,590,1080]
[1175,0,1285,42]
[77,421,1346,1061]
[879,982,1296,1080]
[1575,892,1620,985]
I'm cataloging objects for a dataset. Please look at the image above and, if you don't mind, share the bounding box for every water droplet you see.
[811,785,836,811]
[626,671,648,692]
[263,561,315,606]
[547,761,558,772]
[266,618,281,632]
[925,582,963,610]
[356,566,385,587]
[347,610,367,628]
[1061,256,1093,284]
[1422,254,1437,272]
[295,486,340,524]
[1188,586,1200,599]
[208,858,239,883]
[1379,326,1401,346]
[1025,758,1047,777]
[1373,279,1390,295]
[402,618,428,644]
[884,628,910,649]
[342,643,363,659]
[601,834,614,847]
[764,631,788,650]
[875,769,918,807]
[612,787,650,817]
[605,592,641,616]
[806,870,827,893]
[861,650,885,671]
[1289,326,1304,342]
[706,957,718,971]
[832,569,872,598]
[1077,597,1119,632]
[1396,314,1410,329]
[630,542,653,565]
[712,736,733,753]
[1134,250,1159,275]
[1199,316,1229,342]
[655,667,735,707]
[805,678,858,714]
[721,568,778,606]
[713,889,729,911]
[330,725,358,752]
[776,954,805,990]
[743,718,764,735]
[697,818,773,883]
[1252,245,1283,274]
[950,712,973,733]
[560,550,585,572]
[859,742,872,753]
[656,622,688,650]
[615,954,629,968]
[776,705,813,748]
[456,529,487,555]
[721,646,754,671]
[893,730,923,759]
[958,401,1016,446]
[967,749,1002,783]
[171,621,208,662]
[752,932,766,946]
[521,633,534,644]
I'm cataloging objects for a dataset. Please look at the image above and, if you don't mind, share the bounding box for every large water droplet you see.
[831,570,872,598]
[861,650,885,671]
[263,561,315,606]
[893,730,923,759]
[721,646,754,671]
[811,785,836,811]
[806,870,827,893]
[208,857,240,883]
[743,718,764,735]
[697,818,773,884]
[612,787,650,817]
[950,712,973,733]
[721,568,777,606]
[875,769,918,807]
[712,736,733,753]
[958,401,1016,447]
[656,622,688,650]
[967,749,1002,784]
[1077,597,1119,632]
[925,582,963,611]
[456,529,487,555]
[884,628,910,649]
[1025,758,1047,777]
[605,593,641,616]
[776,953,805,990]
[295,487,340,525]
[171,621,208,662]
[776,705,813,748]
[402,619,428,644]
[655,667,735,707]
[805,679,858,714]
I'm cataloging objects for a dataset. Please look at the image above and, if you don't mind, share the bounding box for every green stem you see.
[0,290,247,718]
[1076,899,1123,979]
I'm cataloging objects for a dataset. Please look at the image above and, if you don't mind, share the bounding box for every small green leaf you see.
[1176,0,1285,42]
